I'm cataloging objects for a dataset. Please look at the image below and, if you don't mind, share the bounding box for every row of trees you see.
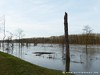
[0,20,99,45]
[10,33,100,45]
[69,34,100,44]
[13,26,99,45]
[12,25,100,45]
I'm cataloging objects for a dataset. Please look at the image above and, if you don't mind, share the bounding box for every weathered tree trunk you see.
[64,12,70,72]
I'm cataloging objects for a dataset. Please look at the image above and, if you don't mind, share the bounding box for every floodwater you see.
[0,43,100,75]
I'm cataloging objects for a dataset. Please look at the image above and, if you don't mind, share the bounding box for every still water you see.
[0,43,100,75]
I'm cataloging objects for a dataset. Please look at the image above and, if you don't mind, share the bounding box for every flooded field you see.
[0,43,100,75]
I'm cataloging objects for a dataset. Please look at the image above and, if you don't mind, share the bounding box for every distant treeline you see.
[69,34,100,45]
[1,33,100,45]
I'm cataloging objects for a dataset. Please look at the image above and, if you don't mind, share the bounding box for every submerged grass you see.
[0,51,72,75]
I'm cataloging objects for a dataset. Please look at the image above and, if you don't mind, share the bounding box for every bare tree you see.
[83,25,93,50]
[16,28,25,47]
[2,15,6,51]
[6,31,14,46]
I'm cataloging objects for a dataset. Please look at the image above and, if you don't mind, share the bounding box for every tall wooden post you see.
[64,12,70,72]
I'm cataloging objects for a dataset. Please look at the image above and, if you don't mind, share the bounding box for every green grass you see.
[0,51,72,75]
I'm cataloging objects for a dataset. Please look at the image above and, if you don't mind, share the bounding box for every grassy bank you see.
[0,51,72,75]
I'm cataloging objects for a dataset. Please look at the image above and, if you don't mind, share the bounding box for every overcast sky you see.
[0,0,100,39]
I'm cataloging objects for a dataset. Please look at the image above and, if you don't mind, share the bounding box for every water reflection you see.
[0,43,100,74]
[81,47,98,72]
